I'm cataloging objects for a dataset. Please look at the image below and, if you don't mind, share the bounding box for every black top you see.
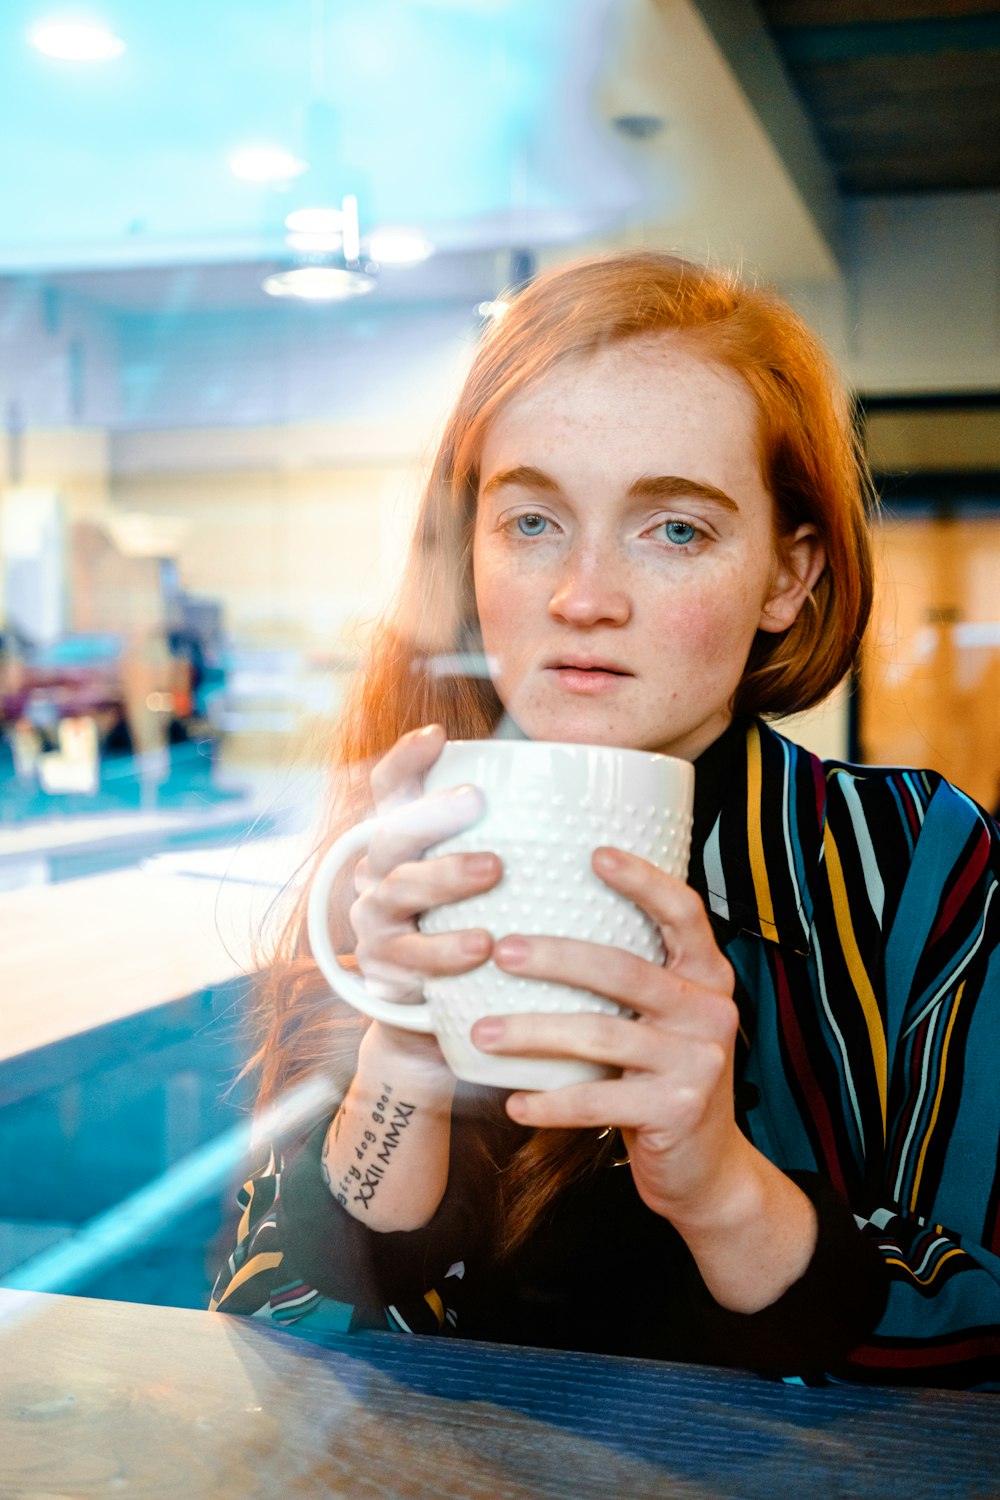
[272,718,888,1377]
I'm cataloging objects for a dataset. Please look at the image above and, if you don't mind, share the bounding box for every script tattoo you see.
[332,1081,417,1212]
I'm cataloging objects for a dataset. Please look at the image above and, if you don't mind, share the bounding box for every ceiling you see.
[758,0,1000,194]
[0,0,643,276]
[0,0,995,309]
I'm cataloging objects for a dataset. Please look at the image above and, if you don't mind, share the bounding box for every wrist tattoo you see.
[330,1081,418,1212]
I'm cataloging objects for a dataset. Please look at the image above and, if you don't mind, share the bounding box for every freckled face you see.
[473,335,813,761]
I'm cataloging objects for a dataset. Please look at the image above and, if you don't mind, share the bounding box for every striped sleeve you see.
[208,1147,310,1320]
[816,768,1000,1387]
[210,1117,474,1339]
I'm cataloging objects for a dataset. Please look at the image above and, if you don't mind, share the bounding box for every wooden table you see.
[1,1290,997,1499]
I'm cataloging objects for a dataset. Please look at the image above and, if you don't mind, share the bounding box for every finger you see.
[492,933,734,1035]
[472,1010,659,1072]
[369,723,446,813]
[473,1000,734,1067]
[366,784,485,878]
[592,848,734,992]
[503,1066,725,1131]
[363,850,502,925]
[356,926,493,983]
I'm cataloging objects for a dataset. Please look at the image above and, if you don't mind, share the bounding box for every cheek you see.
[476,567,529,655]
[647,570,766,668]
[474,538,544,650]
[472,537,498,643]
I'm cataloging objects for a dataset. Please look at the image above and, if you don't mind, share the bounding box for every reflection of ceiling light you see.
[286,231,343,253]
[285,208,344,236]
[284,211,343,254]
[262,267,376,302]
[477,299,510,321]
[29,20,126,60]
[367,229,433,266]
[230,147,308,183]
[341,194,361,262]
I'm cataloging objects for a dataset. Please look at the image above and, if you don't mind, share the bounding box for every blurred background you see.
[1,0,998,1310]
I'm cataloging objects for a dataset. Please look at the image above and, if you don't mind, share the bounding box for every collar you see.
[690,718,827,956]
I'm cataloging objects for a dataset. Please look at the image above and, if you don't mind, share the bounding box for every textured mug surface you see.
[416,740,694,1089]
[307,738,695,1090]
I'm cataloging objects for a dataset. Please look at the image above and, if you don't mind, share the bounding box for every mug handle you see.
[306,817,436,1033]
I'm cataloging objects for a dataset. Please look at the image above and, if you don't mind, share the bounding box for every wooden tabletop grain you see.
[0,1291,673,1499]
[1,1289,998,1500]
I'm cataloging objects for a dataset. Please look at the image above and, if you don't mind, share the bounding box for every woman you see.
[211,252,1000,1387]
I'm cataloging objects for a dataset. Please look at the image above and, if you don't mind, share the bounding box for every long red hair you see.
[246,251,875,1251]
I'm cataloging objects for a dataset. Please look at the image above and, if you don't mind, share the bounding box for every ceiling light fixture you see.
[284,208,344,254]
[367,229,433,266]
[230,147,308,184]
[285,231,343,254]
[341,194,361,263]
[262,267,376,302]
[267,195,377,302]
[285,208,344,236]
[29,19,126,61]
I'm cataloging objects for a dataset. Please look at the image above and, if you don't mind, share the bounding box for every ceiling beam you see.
[681,0,842,260]
[775,14,1000,64]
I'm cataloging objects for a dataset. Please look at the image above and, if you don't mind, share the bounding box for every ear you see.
[758,524,826,635]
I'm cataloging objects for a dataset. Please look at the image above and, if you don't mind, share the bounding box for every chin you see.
[518,712,650,750]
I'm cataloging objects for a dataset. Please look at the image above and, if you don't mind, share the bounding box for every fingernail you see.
[594,847,622,873]
[461,930,491,956]
[495,935,529,966]
[507,1093,528,1118]
[473,1017,504,1048]
[466,853,497,878]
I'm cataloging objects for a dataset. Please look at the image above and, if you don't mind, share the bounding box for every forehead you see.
[478,333,763,484]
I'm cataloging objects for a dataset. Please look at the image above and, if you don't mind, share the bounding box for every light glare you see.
[367,229,433,266]
[29,20,126,60]
[342,195,361,263]
[285,232,344,253]
[262,267,375,302]
[285,208,344,235]
[231,147,308,184]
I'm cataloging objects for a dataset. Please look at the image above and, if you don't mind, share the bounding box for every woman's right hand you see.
[349,722,502,1023]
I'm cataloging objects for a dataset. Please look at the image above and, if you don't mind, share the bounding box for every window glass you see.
[0,0,639,1313]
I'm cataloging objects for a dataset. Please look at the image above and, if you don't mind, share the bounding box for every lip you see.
[544,658,634,695]
[544,656,633,675]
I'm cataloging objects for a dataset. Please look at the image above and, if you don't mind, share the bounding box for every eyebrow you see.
[479,464,740,513]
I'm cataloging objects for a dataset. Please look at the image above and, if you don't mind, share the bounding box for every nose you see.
[547,548,631,628]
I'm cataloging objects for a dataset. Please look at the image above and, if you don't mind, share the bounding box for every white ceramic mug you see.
[307,739,694,1091]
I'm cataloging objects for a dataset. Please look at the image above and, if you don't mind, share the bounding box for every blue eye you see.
[662,521,698,546]
[516,514,548,536]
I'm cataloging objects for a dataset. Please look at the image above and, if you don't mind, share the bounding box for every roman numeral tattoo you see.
[322,1083,418,1213]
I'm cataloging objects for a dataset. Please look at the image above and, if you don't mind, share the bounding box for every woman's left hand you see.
[471,844,751,1232]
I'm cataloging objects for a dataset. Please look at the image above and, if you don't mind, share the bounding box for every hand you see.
[348,723,502,1071]
[470,845,749,1230]
[470,845,818,1311]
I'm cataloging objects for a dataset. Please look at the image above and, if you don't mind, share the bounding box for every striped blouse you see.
[211,719,1000,1387]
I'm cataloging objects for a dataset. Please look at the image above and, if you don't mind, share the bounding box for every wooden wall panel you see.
[863,513,1000,809]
